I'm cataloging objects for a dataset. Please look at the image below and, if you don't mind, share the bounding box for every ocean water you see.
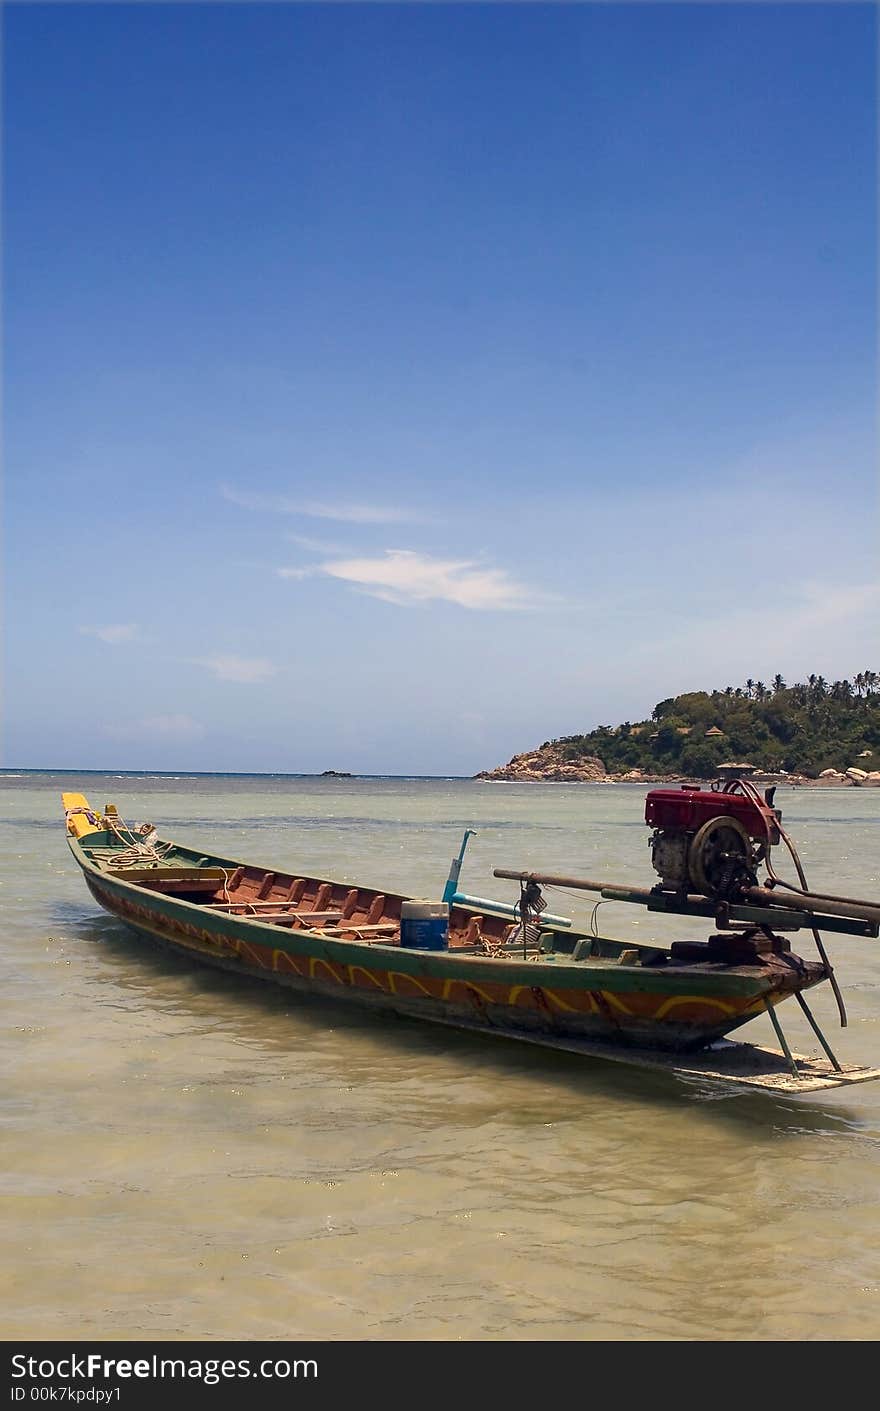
[2,771,880,1342]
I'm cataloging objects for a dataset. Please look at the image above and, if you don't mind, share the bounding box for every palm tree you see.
[772,674,785,695]
[745,678,755,698]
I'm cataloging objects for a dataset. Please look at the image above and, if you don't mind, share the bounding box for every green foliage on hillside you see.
[544,673,880,778]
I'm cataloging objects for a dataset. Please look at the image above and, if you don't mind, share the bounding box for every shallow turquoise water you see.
[2,772,879,1340]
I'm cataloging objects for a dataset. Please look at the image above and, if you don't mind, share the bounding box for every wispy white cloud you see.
[789,579,880,629]
[286,532,346,554]
[108,714,205,741]
[279,549,550,611]
[192,654,276,683]
[670,579,879,654]
[611,579,880,696]
[79,624,138,646]
[222,485,297,514]
[221,484,420,524]
[303,501,417,525]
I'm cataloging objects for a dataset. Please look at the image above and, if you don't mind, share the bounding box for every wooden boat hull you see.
[65,798,827,1057]
[83,867,804,1048]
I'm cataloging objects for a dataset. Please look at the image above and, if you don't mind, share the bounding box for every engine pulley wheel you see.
[687,815,752,898]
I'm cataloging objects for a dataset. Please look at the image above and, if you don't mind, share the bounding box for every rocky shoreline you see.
[475,747,880,787]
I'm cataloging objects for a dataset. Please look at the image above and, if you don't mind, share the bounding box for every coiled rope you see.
[102,813,175,870]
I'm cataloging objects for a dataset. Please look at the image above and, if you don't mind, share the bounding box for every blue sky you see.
[4,3,877,774]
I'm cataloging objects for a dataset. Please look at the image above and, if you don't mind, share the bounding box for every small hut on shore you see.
[716,761,756,779]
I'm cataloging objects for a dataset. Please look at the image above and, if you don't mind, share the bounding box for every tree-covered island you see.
[478,672,880,783]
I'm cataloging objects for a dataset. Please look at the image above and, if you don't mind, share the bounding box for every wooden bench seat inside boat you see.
[111,867,232,893]
[255,911,345,927]
[328,922,399,936]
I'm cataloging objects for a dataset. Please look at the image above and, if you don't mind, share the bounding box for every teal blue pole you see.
[450,892,572,928]
[442,830,476,903]
[441,829,572,926]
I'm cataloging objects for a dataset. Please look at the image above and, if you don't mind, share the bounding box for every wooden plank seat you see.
[219,913,399,940]
[209,889,378,917]
[121,868,232,892]
[207,900,295,909]
[208,902,347,919]
[142,876,230,894]
[207,899,329,911]
[226,910,347,930]
[330,920,397,931]
[94,865,230,883]
[276,911,344,928]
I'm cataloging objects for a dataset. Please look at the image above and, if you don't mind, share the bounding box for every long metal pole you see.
[765,1001,799,1078]
[492,868,880,926]
[794,993,842,1071]
[493,868,631,894]
[743,885,880,927]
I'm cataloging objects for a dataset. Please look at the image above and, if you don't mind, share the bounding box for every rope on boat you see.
[476,920,544,958]
[101,812,175,870]
[478,928,510,957]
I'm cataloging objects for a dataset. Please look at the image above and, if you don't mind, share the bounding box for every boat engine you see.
[645,782,781,899]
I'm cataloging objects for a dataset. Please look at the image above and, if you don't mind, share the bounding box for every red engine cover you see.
[644,787,780,844]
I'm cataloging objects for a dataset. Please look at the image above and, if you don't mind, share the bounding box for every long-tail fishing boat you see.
[62,781,880,1094]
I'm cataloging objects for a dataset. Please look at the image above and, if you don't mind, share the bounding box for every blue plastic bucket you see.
[400,900,449,951]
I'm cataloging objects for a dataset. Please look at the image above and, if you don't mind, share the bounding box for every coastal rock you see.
[475,747,606,783]
[478,748,874,788]
[608,769,683,784]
